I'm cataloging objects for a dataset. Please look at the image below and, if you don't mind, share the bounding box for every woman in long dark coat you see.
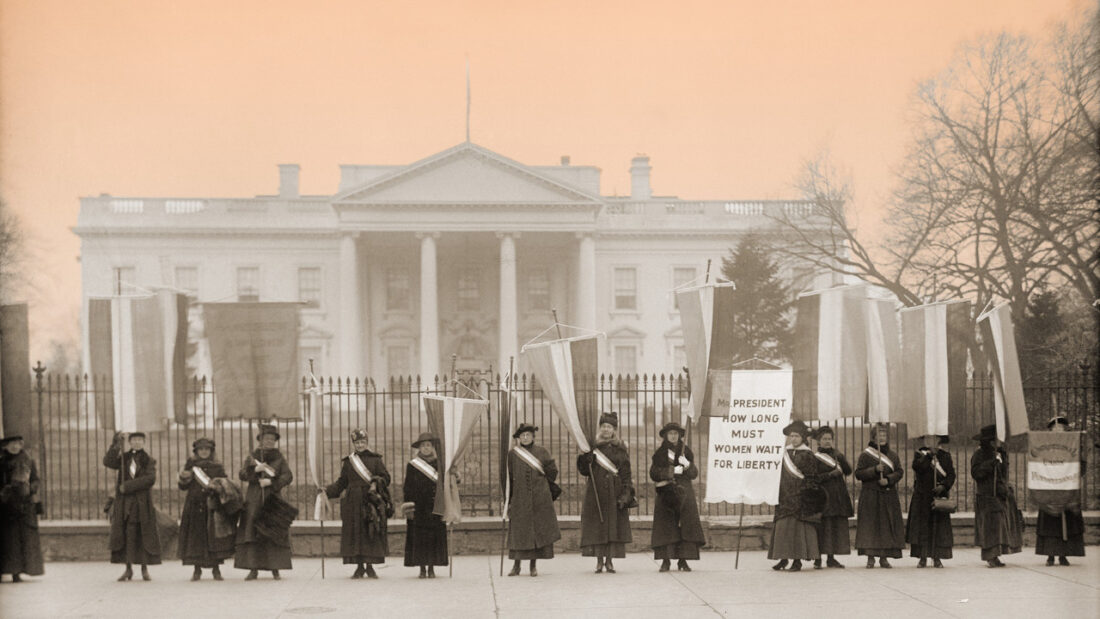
[1035,416,1086,566]
[905,434,955,567]
[403,432,447,578]
[235,424,294,580]
[770,420,824,572]
[326,429,392,579]
[971,424,1022,567]
[104,431,162,581]
[0,436,44,582]
[506,423,561,577]
[854,423,904,568]
[811,425,853,569]
[649,421,704,572]
[578,412,635,574]
[177,437,236,580]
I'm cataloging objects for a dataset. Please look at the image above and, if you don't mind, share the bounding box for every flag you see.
[896,301,970,434]
[522,335,599,451]
[792,286,868,421]
[306,371,326,520]
[0,304,32,441]
[1028,431,1082,514]
[203,302,301,421]
[498,375,515,512]
[423,394,488,524]
[86,291,189,431]
[864,298,900,423]
[676,282,736,423]
[977,303,1028,440]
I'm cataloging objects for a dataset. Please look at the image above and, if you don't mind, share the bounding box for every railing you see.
[27,370,1098,521]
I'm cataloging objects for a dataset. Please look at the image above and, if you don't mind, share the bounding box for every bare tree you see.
[0,198,27,304]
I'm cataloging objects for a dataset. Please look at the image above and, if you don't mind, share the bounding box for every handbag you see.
[932,497,957,513]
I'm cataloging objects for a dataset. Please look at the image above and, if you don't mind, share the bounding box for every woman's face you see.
[923,435,937,449]
[788,433,803,448]
[598,423,616,438]
[875,428,889,445]
[260,434,277,450]
[518,431,534,446]
[418,442,435,458]
[196,447,212,459]
[3,439,23,455]
[353,438,368,452]
[665,430,681,444]
[129,436,146,451]
[818,432,834,450]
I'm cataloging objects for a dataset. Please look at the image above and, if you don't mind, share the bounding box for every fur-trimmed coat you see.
[649,440,705,550]
[104,445,162,563]
[0,450,44,576]
[577,438,634,547]
[177,456,237,565]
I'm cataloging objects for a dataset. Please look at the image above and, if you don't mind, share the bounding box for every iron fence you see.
[26,368,1098,521]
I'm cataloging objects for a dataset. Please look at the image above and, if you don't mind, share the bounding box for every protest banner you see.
[1028,430,1082,514]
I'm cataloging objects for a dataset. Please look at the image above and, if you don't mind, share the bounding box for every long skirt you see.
[816,516,850,556]
[767,517,818,561]
[111,521,161,565]
[581,542,626,559]
[234,540,292,571]
[509,545,554,560]
[975,497,1023,561]
[654,541,701,560]
[1034,511,1085,557]
[404,522,449,566]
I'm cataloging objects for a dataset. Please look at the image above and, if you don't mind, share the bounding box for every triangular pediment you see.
[335,143,601,205]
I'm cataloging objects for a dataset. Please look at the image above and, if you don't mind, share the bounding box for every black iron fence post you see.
[32,361,47,519]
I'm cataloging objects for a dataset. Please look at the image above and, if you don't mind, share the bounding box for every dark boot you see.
[1046,555,1055,566]
[140,565,151,581]
[659,559,671,572]
[917,558,927,568]
[772,559,788,571]
[508,560,521,577]
[878,557,892,569]
[604,558,615,574]
[351,564,365,579]
[212,566,223,581]
[932,559,943,568]
[788,560,802,572]
[677,559,691,572]
[118,564,133,581]
[272,570,281,580]
[826,556,844,568]
[427,566,435,579]
[595,557,604,574]
[191,566,202,581]
[419,566,427,579]
[529,560,538,577]
[1059,556,1070,566]
[865,557,875,569]
[813,558,822,569]
[245,569,258,581]
[12,574,22,582]
[365,565,378,579]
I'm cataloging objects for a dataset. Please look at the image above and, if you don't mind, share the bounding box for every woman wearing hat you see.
[578,412,635,574]
[178,438,236,580]
[649,421,704,572]
[235,424,294,580]
[905,435,955,568]
[403,432,448,578]
[326,429,392,579]
[0,435,44,582]
[811,425,853,569]
[854,423,905,568]
[971,424,1022,567]
[103,431,162,581]
[769,420,824,572]
[505,423,561,577]
[1034,416,1085,566]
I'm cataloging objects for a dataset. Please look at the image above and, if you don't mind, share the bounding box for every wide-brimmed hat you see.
[349,429,367,443]
[598,412,619,428]
[659,421,686,438]
[192,437,215,453]
[0,435,23,447]
[972,424,997,442]
[255,424,280,441]
[1047,415,1069,429]
[782,420,810,439]
[512,423,538,439]
[411,432,438,448]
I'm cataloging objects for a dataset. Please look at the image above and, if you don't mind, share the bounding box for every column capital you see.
[415,231,441,241]
[495,231,522,240]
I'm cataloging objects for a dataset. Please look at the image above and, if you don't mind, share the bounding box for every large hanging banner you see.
[897,301,970,434]
[865,297,901,423]
[792,286,867,421]
[0,303,32,441]
[521,335,599,451]
[86,291,189,431]
[204,302,301,421]
[1028,431,1082,514]
[977,303,1028,440]
[423,394,488,524]
[703,369,792,505]
[676,282,736,423]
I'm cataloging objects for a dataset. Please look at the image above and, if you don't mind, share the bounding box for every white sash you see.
[932,456,948,479]
[513,446,546,476]
[863,446,894,471]
[814,451,838,469]
[782,449,805,480]
[191,466,212,488]
[348,452,374,484]
[409,457,439,482]
[128,456,137,479]
[593,447,619,475]
[252,457,276,477]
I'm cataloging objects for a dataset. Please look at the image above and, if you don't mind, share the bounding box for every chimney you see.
[278,164,300,198]
[630,155,651,200]
[560,155,571,166]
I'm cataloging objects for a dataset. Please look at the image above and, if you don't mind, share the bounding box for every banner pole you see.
[448,522,454,578]
[500,357,514,577]
[735,502,744,569]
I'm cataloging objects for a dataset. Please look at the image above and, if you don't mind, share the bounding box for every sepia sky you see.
[0,0,1085,360]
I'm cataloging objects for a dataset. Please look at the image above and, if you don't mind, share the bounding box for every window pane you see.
[613,267,637,310]
[672,267,696,309]
[457,268,480,311]
[386,268,410,311]
[298,267,321,308]
[527,268,550,311]
[237,267,259,302]
[175,266,198,297]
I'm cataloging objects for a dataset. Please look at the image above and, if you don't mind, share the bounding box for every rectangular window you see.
[385,268,410,311]
[298,267,322,308]
[526,268,550,311]
[112,266,136,294]
[673,345,687,374]
[614,345,638,397]
[174,266,198,297]
[613,267,637,311]
[457,267,480,311]
[236,267,260,302]
[387,345,410,378]
[672,267,696,310]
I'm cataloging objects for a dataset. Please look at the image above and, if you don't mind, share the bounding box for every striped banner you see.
[0,304,32,441]
[86,291,189,432]
[522,335,600,451]
[978,303,1028,440]
[792,286,868,421]
[1027,431,1081,514]
[422,394,488,524]
[865,298,900,423]
[897,301,969,435]
[677,283,736,423]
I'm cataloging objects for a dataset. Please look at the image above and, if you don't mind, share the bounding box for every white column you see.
[418,232,440,381]
[339,232,363,378]
[497,232,519,375]
[576,232,597,329]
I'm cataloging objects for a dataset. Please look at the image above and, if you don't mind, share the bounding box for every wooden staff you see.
[449,354,457,579]
[735,503,745,569]
[499,356,514,577]
[310,359,326,580]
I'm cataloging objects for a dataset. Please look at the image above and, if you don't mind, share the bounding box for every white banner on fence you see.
[704,369,792,505]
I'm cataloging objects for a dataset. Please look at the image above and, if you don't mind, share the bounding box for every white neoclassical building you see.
[75,142,837,380]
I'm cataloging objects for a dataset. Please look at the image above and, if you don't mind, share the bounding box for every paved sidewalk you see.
[1,549,1097,618]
